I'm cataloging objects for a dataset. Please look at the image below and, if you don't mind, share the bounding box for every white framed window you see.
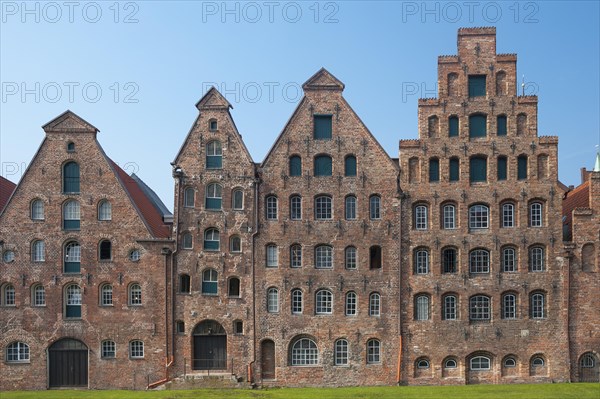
[502,293,516,319]
[345,195,357,220]
[334,339,349,366]
[32,284,45,306]
[470,356,491,370]
[290,195,302,220]
[6,342,29,363]
[202,269,218,295]
[63,200,80,230]
[443,204,456,229]
[502,203,514,227]
[504,357,517,368]
[531,356,545,367]
[291,289,303,314]
[129,340,144,358]
[529,202,543,227]
[414,249,429,274]
[417,359,430,369]
[232,189,244,210]
[100,284,113,306]
[266,244,278,267]
[345,246,357,270]
[345,291,357,316]
[3,250,15,263]
[101,340,116,358]
[469,249,490,274]
[291,338,318,366]
[205,183,223,210]
[266,195,278,220]
[415,295,429,320]
[469,204,489,229]
[529,246,545,272]
[203,228,220,251]
[31,199,44,220]
[184,188,195,208]
[290,244,302,268]
[315,290,332,314]
[369,292,381,316]
[443,294,457,320]
[444,358,458,369]
[369,195,381,220]
[315,196,332,220]
[129,283,142,306]
[469,295,491,321]
[2,284,15,306]
[129,249,141,261]
[502,247,517,272]
[414,205,428,230]
[530,292,545,319]
[366,339,381,364]
[230,236,241,253]
[315,245,333,269]
[32,240,45,262]
[267,287,279,313]
[98,200,112,220]
[65,284,81,318]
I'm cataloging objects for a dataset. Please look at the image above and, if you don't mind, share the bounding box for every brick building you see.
[0,28,598,390]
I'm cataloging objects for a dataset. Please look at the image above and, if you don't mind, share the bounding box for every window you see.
[469,204,489,229]
[442,247,457,273]
[266,195,278,220]
[232,189,244,210]
[289,155,302,176]
[369,246,382,269]
[230,236,241,253]
[529,246,545,272]
[334,339,349,366]
[98,200,112,220]
[469,249,490,274]
[65,284,82,318]
[504,357,516,368]
[291,289,303,314]
[470,356,491,370]
[206,141,222,169]
[366,339,381,364]
[414,249,429,274]
[202,269,218,294]
[443,294,457,320]
[415,295,430,320]
[2,284,15,306]
[32,240,45,262]
[314,155,332,176]
[469,114,487,138]
[345,155,357,177]
[204,228,220,251]
[448,116,459,137]
[315,245,333,269]
[31,199,44,220]
[468,75,486,97]
[428,115,439,138]
[209,119,218,131]
[6,342,29,363]
[529,202,543,227]
[67,142,75,152]
[3,250,15,263]
[129,340,144,358]
[290,195,302,220]
[228,277,240,297]
[63,200,80,230]
[518,155,528,180]
[205,183,222,210]
[469,295,491,321]
[266,244,278,267]
[369,195,381,220]
[63,161,80,193]
[502,203,515,227]
[414,205,428,230]
[345,195,357,220]
[101,340,116,359]
[290,244,302,268]
[182,232,193,249]
[315,196,332,220]
[502,293,517,319]
[531,356,545,367]
[315,290,332,314]
[581,353,596,369]
[369,292,381,316]
[99,240,112,261]
[100,283,113,306]
[530,292,545,319]
[449,158,460,181]
[314,115,332,139]
[345,246,357,270]
[32,284,45,306]
[497,115,507,136]
[497,156,507,180]
[345,291,357,316]
[443,204,456,229]
[417,359,430,369]
[64,241,81,273]
[502,247,517,272]
[233,320,243,334]
[184,188,195,208]
[267,287,279,313]
[129,283,142,305]
[470,156,487,182]
[429,158,440,182]
[291,338,318,366]
[179,274,191,294]
[445,358,458,369]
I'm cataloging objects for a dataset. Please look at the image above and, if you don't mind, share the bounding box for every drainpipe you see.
[250,173,260,384]
[396,175,404,385]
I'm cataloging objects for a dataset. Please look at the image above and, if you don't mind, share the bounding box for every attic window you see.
[209,119,218,131]
[67,142,75,152]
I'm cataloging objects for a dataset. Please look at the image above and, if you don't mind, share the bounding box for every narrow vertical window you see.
[470,156,487,182]
[98,200,112,220]
[497,156,507,181]
[414,205,428,230]
[442,204,456,229]
[334,339,349,366]
[448,116,459,137]
[529,246,545,272]
[291,289,303,314]
[369,292,381,316]
[518,155,528,180]
[443,295,457,320]
[33,284,45,306]
[228,278,240,297]
[449,158,460,181]
[266,195,278,220]
[232,189,244,210]
[369,195,381,220]
[201,269,218,294]
[502,247,517,272]
[469,114,487,138]
[414,249,429,274]
[497,115,507,136]
[516,113,527,135]
[205,183,223,210]
[442,248,457,273]
[529,202,543,227]
[502,202,514,227]
[206,141,222,169]
[428,115,439,138]
[100,284,113,306]
[369,246,382,269]
[63,200,80,230]
[129,283,142,305]
[429,158,440,182]
[184,188,195,208]
[267,288,279,313]
[344,155,357,177]
[290,195,302,220]
[65,284,82,318]
[99,240,112,261]
[468,75,486,97]
[290,244,302,268]
[32,240,45,262]
[314,115,332,139]
[345,246,357,270]
[345,291,357,316]
[415,295,430,320]
[31,199,44,220]
[315,196,332,220]
[64,241,81,273]
[229,236,241,253]
[63,162,80,193]
[366,339,381,364]
[203,228,220,251]
[530,293,545,319]
[345,195,357,220]
[289,155,302,176]
[266,244,279,267]
[502,293,516,319]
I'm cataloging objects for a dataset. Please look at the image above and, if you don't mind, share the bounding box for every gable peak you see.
[42,110,99,134]
[196,87,233,111]
[302,68,345,92]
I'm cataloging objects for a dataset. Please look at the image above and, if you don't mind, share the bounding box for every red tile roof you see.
[109,160,171,239]
[0,176,17,213]
[563,181,590,239]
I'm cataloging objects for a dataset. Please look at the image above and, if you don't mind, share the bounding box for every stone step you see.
[157,373,246,390]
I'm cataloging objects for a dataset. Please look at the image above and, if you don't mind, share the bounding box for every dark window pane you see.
[518,156,527,180]
[469,115,487,138]
[498,157,507,180]
[314,115,332,139]
[345,156,357,176]
[63,162,80,193]
[497,115,507,136]
[429,159,439,182]
[314,156,332,176]
[449,116,459,137]
[449,158,460,181]
[468,75,486,97]
[289,156,302,176]
[470,157,487,182]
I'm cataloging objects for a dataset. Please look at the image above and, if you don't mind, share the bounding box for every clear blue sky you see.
[1,1,599,209]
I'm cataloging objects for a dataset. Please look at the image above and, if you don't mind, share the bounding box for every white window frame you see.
[415,205,428,230]
[266,244,278,267]
[291,289,303,314]
[334,339,349,366]
[129,340,144,359]
[315,290,333,314]
[469,204,489,229]
[315,196,332,220]
[443,204,456,229]
[266,196,278,220]
[267,287,279,313]
[369,292,381,316]
[315,245,333,269]
[502,203,514,228]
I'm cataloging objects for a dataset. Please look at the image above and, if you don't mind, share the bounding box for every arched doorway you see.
[579,352,600,382]
[48,338,88,387]
[261,340,275,380]
[192,320,227,370]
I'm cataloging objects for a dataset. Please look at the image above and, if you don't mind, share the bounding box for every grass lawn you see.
[2,384,599,399]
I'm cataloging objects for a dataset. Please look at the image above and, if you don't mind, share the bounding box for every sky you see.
[1,1,599,210]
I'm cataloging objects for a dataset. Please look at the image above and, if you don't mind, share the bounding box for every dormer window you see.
[209,119,218,131]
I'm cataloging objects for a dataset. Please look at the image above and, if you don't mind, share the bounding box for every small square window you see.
[209,120,218,131]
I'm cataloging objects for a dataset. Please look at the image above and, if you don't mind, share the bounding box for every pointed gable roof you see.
[0,176,16,213]
[196,87,233,110]
[302,68,345,91]
[42,110,99,133]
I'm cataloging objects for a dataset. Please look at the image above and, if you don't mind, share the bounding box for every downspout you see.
[396,174,404,385]
[565,244,574,381]
[249,173,260,384]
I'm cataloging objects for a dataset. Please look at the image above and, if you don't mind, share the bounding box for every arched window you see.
[98,200,112,220]
[290,244,302,268]
[470,356,491,370]
[428,115,439,138]
[469,204,489,229]
[497,115,507,136]
[414,204,428,230]
[580,353,596,369]
[2,250,14,263]
[229,235,242,253]
[184,188,195,208]
[206,141,222,169]
[518,155,528,180]
[530,292,545,319]
[129,283,142,305]
[63,200,80,230]
[469,295,491,321]
[369,195,381,220]
[205,183,222,210]
[529,201,543,227]
[529,246,545,272]
[414,248,429,274]
[449,157,460,181]
[266,195,278,220]
[469,156,487,182]
[517,113,527,135]
[314,155,332,176]
[334,339,349,366]
[366,339,381,364]
[530,355,546,376]
[204,228,220,251]
[232,189,244,210]
[448,115,459,137]
[369,292,381,316]
[179,274,191,294]
[202,269,218,294]
[5,342,29,363]
[502,202,515,227]
[469,114,487,138]
[497,156,508,180]
[2,284,16,306]
[344,155,357,177]
[444,358,458,369]
[442,247,457,274]
[469,249,490,274]
[63,161,80,193]
[315,195,332,220]
[447,73,458,97]
[502,292,517,319]
[32,284,45,306]
[100,283,113,306]
[345,195,357,220]
[182,232,193,249]
[429,158,440,182]
[503,356,517,368]
[315,290,333,314]
[289,155,302,176]
[31,199,44,220]
[315,245,333,269]
[228,277,240,297]
[266,244,278,267]
[267,287,279,313]
[65,284,82,318]
[442,204,456,229]
[414,294,430,320]
[531,356,545,367]
[99,240,112,261]
[290,195,302,220]
[370,246,382,269]
[345,246,357,270]
[345,291,357,316]
[101,340,116,358]
[416,358,430,369]
[32,240,45,262]
[502,246,517,272]
[442,294,457,320]
[290,337,318,366]
[129,340,144,358]
[291,289,303,314]
[496,71,507,96]
[129,249,141,262]
[64,241,81,273]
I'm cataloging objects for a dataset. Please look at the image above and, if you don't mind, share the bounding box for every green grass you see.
[2,384,599,399]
